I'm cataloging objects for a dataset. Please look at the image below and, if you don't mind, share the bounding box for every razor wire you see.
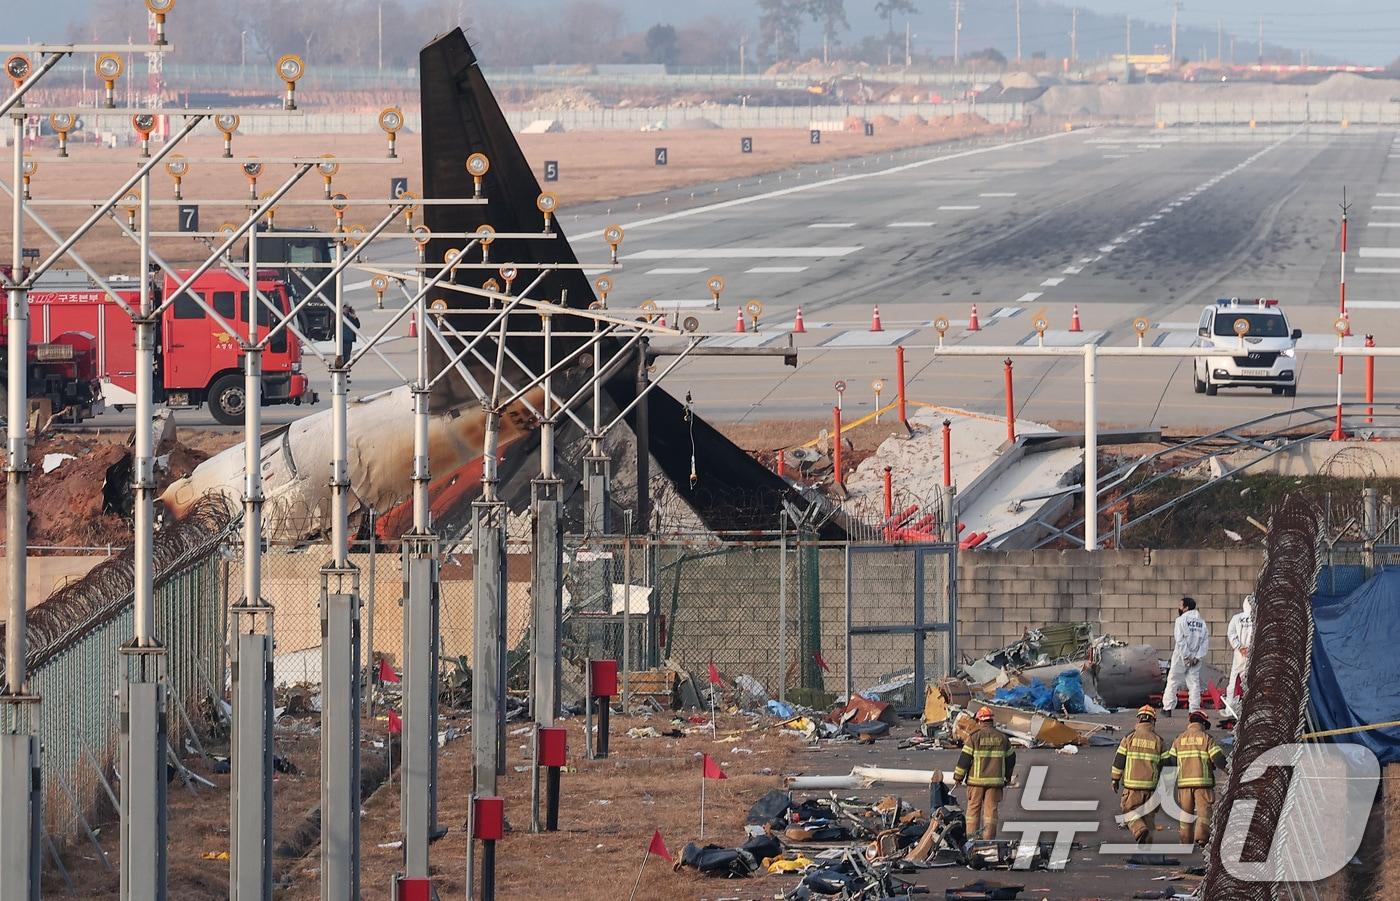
[1201,494,1323,901]
[0,495,233,677]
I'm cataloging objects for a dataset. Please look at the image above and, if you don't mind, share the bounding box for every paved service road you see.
[560,126,1400,431]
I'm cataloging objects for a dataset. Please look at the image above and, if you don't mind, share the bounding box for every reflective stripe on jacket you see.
[1111,722,1165,790]
[1164,723,1228,788]
[954,725,1015,787]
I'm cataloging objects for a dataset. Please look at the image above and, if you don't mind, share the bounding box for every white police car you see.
[1193,298,1301,397]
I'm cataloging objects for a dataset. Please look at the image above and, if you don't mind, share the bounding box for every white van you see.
[1193,298,1301,397]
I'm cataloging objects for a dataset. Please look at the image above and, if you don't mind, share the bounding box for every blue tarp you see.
[1309,566,1400,764]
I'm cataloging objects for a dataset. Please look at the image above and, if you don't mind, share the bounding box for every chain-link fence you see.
[225,531,957,717]
[223,537,533,696]
[20,533,226,837]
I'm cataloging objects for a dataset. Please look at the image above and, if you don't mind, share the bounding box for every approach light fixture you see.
[164,153,188,199]
[330,192,350,232]
[466,152,490,197]
[131,113,156,157]
[593,275,613,307]
[241,160,263,200]
[213,113,239,157]
[317,154,339,198]
[475,223,496,263]
[603,224,624,266]
[5,54,31,92]
[398,191,418,229]
[48,112,75,156]
[95,53,124,108]
[536,192,557,233]
[120,190,140,228]
[378,107,403,158]
[144,0,175,44]
[276,54,305,110]
[706,274,725,310]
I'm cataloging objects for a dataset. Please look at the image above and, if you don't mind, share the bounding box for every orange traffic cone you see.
[967,303,981,332]
[734,308,746,333]
[792,307,807,333]
[870,305,884,332]
[1069,304,1083,333]
[409,313,417,338]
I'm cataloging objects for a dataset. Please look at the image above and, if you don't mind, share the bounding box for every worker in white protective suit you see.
[1162,597,1210,716]
[1224,595,1254,719]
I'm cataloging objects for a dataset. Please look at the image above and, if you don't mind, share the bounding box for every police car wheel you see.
[1193,371,1205,394]
[1283,386,1297,398]
[1205,380,1218,396]
[1271,387,1283,395]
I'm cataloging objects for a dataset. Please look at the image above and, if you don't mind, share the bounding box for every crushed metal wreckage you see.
[956,622,1164,712]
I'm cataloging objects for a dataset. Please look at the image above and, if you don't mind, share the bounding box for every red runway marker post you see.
[537,727,566,832]
[589,659,618,759]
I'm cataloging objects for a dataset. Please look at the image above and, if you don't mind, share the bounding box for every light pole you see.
[240,30,247,68]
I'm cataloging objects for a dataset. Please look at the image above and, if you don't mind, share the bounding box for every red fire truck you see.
[27,268,316,424]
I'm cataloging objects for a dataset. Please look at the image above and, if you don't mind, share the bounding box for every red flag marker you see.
[378,658,400,683]
[387,710,402,734]
[647,829,672,862]
[814,651,831,673]
[702,753,727,780]
[707,660,722,686]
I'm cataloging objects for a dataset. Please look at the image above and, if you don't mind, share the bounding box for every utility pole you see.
[1070,7,1078,64]
[740,34,746,76]
[905,20,912,67]
[377,2,383,72]
[1015,0,1022,62]
[953,0,963,66]
[1170,0,1181,65]
[1125,16,1131,59]
[1257,17,1263,64]
[1217,18,1222,63]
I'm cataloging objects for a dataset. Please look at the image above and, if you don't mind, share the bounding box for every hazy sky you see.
[14,1,1400,65]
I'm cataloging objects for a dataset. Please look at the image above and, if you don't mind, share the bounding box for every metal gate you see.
[844,544,957,715]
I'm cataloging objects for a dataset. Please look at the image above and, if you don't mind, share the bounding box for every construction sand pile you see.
[841,407,1053,523]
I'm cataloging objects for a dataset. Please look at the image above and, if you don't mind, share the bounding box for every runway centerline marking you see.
[746,266,809,273]
[887,221,935,228]
[1014,292,1043,304]
[938,204,981,211]
[645,267,706,274]
[1041,277,1066,287]
[979,192,1017,197]
[808,222,855,228]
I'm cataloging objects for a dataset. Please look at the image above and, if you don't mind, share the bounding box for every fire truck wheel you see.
[208,375,248,425]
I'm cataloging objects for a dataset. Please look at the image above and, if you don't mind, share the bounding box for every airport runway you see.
[98,125,1400,434]
[557,125,1400,431]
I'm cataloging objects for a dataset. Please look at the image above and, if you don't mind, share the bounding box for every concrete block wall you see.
[956,549,1266,672]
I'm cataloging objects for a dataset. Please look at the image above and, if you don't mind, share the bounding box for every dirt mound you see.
[0,434,211,547]
[872,114,899,128]
[1000,71,1043,90]
[842,115,867,132]
[524,87,602,110]
[900,113,928,127]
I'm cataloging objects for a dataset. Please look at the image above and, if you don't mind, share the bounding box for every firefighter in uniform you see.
[1111,705,1166,844]
[953,706,1015,840]
[1162,710,1229,848]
